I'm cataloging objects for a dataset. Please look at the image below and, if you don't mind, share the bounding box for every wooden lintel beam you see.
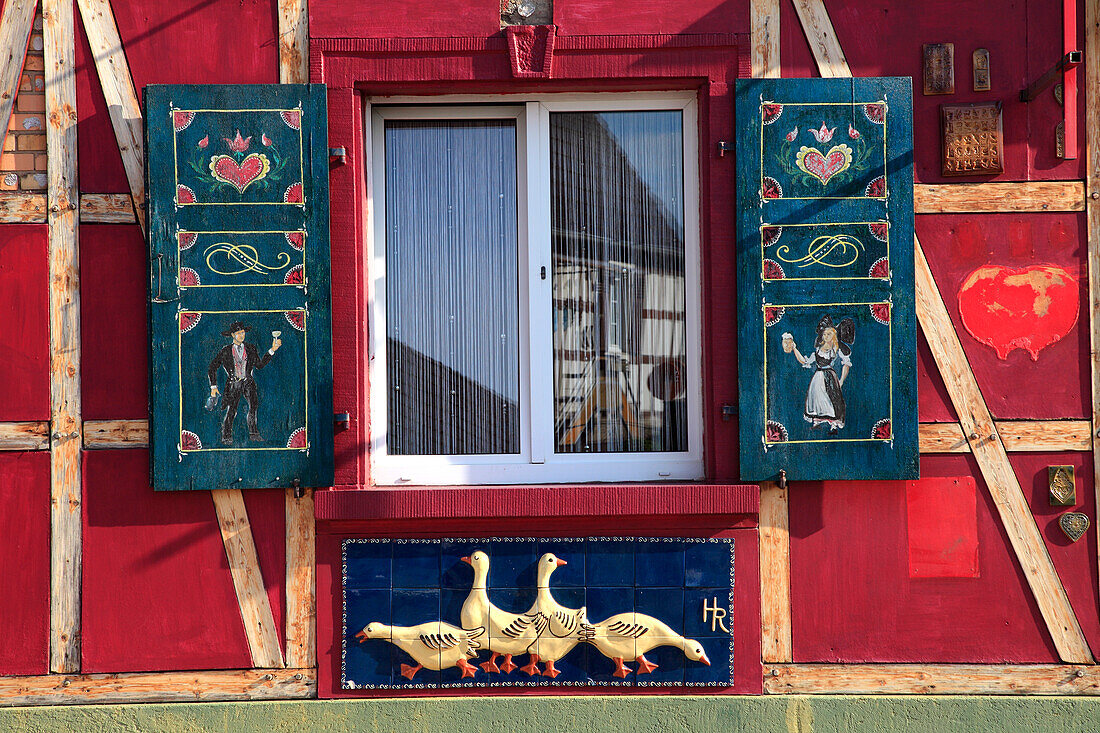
[759,480,792,663]
[212,489,286,670]
[1085,0,1100,636]
[0,421,49,450]
[920,420,1092,453]
[0,668,314,707]
[74,0,146,234]
[44,0,82,676]
[764,664,1100,695]
[0,0,37,154]
[914,181,1086,213]
[0,193,134,223]
[793,0,1094,665]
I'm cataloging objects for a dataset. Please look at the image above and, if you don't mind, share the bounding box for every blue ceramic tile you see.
[343,541,392,589]
[344,634,393,688]
[550,585,586,615]
[439,588,470,630]
[684,635,733,686]
[636,642,686,686]
[343,588,393,688]
[585,586,634,625]
[684,540,734,588]
[344,588,391,640]
[440,539,486,589]
[489,539,539,588]
[683,588,733,638]
[537,539,586,587]
[586,539,635,587]
[390,588,440,627]
[634,539,685,588]
[391,542,441,588]
[634,587,684,633]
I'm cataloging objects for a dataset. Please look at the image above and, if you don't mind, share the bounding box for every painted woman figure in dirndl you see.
[782,316,854,435]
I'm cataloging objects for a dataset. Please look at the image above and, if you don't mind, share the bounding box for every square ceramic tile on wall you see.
[341,537,734,690]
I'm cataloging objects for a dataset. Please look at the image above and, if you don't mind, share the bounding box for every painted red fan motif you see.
[281,110,301,129]
[179,267,200,287]
[868,222,888,242]
[762,259,785,280]
[284,182,303,203]
[180,430,201,451]
[284,264,304,285]
[762,177,783,199]
[766,420,788,443]
[872,418,891,440]
[179,311,201,333]
[957,264,1079,360]
[761,103,783,125]
[285,310,306,331]
[863,103,885,124]
[761,226,782,248]
[868,257,890,279]
[870,302,891,325]
[173,110,194,131]
[764,305,785,327]
[287,427,307,449]
[285,232,305,251]
[178,231,197,250]
[177,185,196,204]
[865,176,886,198]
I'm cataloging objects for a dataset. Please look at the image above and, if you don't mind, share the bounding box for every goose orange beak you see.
[355,629,369,642]
[555,558,568,567]
[699,653,711,666]
[460,556,471,565]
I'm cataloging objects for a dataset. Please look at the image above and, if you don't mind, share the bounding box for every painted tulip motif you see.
[262,132,272,146]
[848,123,860,139]
[224,130,252,153]
[785,126,798,142]
[197,135,209,148]
[809,122,835,143]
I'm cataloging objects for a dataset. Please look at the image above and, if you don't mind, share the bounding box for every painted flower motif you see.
[178,267,200,287]
[761,226,783,248]
[284,264,304,285]
[285,232,305,251]
[809,122,835,143]
[762,258,785,280]
[197,135,209,149]
[761,103,783,125]
[285,309,306,331]
[766,420,789,443]
[764,305,785,327]
[870,302,891,325]
[868,222,889,242]
[785,126,798,142]
[863,103,886,124]
[224,130,252,153]
[178,232,197,250]
[872,419,892,440]
[176,184,196,204]
[868,256,890,279]
[761,176,783,199]
[865,175,886,198]
[281,110,301,130]
[262,132,272,146]
[179,311,201,332]
[284,182,304,203]
[180,430,202,451]
[848,123,860,139]
[287,427,307,449]
[172,110,194,132]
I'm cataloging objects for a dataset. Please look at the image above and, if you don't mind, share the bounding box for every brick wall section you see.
[0,13,45,191]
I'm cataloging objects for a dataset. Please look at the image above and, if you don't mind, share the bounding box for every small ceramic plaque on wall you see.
[734,77,918,482]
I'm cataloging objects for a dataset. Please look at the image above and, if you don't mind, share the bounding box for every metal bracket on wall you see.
[1020,51,1081,102]
[329,146,347,165]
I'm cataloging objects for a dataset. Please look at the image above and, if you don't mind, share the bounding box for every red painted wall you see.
[0,225,48,420]
[0,452,49,675]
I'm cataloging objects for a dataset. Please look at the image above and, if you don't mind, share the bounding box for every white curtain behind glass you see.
[385,120,520,455]
[551,111,688,454]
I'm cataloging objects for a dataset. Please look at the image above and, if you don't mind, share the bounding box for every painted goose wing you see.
[418,632,461,651]
[499,612,547,640]
[548,609,591,638]
[603,618,651,639]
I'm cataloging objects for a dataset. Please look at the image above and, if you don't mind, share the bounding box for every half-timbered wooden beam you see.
[1085,0,1100,637]
[43,0,82,676]
[920,420,1092,453]
[82,418,147,449]
[0,0,37,152]
[278,0,316,671]
[750,0,780,79]
[0,421,49,450]
[759,480,792,663]
[0,668,314,707]
[764,664,1100,695]
[793,0,1094,665]
[914,181,1086,213]
[79,192,135,223]
[74,0,145,233]
[212,489,286,669]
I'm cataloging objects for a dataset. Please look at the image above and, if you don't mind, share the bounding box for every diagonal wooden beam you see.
[0,0,37,151]
[278,0,316,670]
[43,0,82,675]
[1086,0,1100,639]
[212,489,285,669]
[792,0,1094,664]
[74,0,145,234]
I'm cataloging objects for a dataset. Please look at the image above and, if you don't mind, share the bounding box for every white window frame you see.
[366,92,703,485]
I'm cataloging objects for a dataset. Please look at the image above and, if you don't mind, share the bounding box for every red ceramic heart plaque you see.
[957,264,1079,360]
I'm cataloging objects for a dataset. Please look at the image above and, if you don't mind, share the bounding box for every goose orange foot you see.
[611,658,632,678]
[480,652,501,674]
[541,660,561,679]
[635,654,658,674]
[499,654,518,674]
[400,663,422,680]
[520,654,542,676]
[456,658,478,679]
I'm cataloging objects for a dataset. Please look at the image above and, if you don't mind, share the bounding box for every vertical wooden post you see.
[212,490,286,669]
[1085,0,1100,621]
[278,0,315,669]
[74,0,146,234]
[0,0,38,148]
[792,0,1094,665]
[44,0,82,674]
[759,480,792,662]
[750,0,780,79]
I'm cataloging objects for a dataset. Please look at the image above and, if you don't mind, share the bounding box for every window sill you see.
[314,482,758,521]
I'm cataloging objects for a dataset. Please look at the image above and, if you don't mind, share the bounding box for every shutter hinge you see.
[329,147,347,166]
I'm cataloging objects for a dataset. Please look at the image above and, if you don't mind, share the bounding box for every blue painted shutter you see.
[145,84,334,491]
[735,77,918,481]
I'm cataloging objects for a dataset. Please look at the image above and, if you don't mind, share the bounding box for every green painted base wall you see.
[3,696,1100,733]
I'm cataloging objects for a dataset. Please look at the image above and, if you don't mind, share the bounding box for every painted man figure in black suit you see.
[208,321,281,445]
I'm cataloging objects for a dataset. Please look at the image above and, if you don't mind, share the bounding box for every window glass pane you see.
[385,119,520,455]
[551,110,688,454]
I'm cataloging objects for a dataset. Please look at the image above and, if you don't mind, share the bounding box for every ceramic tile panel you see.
[341,537,734,690]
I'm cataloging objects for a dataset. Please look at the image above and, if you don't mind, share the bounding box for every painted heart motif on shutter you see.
[209,153,271,193]
[795,144,852,185]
